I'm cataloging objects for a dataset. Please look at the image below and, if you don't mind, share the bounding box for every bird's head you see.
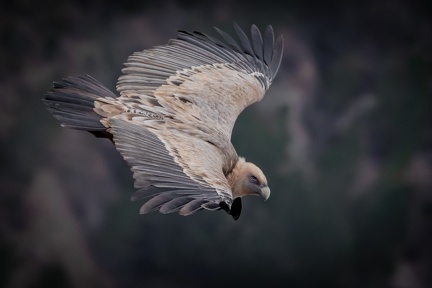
[230,158,270,201]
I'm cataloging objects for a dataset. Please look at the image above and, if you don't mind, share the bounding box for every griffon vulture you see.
[43,23,283,220]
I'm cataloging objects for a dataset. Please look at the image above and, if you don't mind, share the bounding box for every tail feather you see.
[43,75,117,134]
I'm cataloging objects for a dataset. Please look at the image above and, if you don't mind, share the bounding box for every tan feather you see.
[43,24,283,220]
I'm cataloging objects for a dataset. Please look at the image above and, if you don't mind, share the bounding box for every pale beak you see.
[260,185,271,201]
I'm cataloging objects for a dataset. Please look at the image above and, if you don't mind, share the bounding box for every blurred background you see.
[1,0,431,287]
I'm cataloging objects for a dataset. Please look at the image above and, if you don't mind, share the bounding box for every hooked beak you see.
[260,185,271,201]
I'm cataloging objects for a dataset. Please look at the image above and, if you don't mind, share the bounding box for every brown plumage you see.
[43,23,283,220]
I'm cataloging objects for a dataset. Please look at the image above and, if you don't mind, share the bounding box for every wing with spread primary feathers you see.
[110,118,232,215]
[106,24,283,216]
[115,23,284,140]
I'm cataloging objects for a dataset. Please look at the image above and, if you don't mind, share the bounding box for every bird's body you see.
[44,24,283,220]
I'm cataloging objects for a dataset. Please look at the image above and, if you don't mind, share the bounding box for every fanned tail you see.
[43,75,117,138]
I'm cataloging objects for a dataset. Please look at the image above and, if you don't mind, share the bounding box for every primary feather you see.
[43,24,283,220]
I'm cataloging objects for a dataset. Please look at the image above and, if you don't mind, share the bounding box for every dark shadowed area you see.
[1,0,431,287]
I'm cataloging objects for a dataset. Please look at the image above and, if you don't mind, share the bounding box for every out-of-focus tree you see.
[1,0,431,287]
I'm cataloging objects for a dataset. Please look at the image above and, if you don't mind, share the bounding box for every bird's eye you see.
[250,175,259,185]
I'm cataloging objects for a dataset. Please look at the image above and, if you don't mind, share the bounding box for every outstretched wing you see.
[116,23,284,140]
[108,24,283,217]
[110,118,232,216]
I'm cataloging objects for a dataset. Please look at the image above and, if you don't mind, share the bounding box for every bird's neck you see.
[226,157,247,198]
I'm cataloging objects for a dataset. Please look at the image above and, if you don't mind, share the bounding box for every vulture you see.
[43,23,284,220]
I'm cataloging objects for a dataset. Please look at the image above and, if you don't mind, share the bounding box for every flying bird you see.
[43,23,283,220]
